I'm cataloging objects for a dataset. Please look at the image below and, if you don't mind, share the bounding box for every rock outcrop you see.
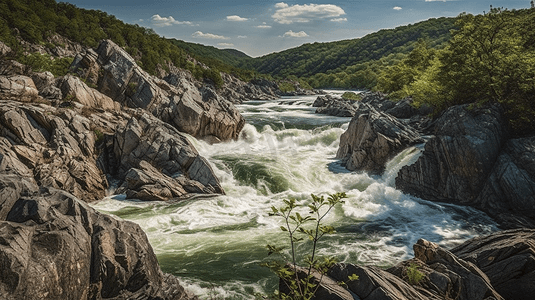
[295,233,517,300]
[0,174,197,300]
[314,95,359,117]
[451,229,535,300]
[0,75,39,102]
[0,100,108,202]
[336,104,423,174]
[476,137,535,228]
[394,104,521,224]
[71,39,245,141]
[105,112,224,201]
[58,74,119,111]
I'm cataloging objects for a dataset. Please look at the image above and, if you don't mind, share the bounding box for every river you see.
[92,90,498,299]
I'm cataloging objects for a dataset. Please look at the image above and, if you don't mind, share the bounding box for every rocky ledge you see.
[286,229,535,300]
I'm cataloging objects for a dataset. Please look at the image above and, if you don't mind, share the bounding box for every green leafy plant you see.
[406,263,425,285]
[261,192,358,299]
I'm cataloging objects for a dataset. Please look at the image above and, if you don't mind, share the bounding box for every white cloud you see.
[227,15,248,22]
[192,31,229,40]
[218,43,235,47]
[331,17,347,22]
[256,22,272,29]
[282,30,309,38]
[151,14,194,27]
[272,2,346,24]
[238,35,248,38]
[393,6,402,10]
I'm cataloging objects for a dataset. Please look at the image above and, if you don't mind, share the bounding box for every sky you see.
[64,0,533,57]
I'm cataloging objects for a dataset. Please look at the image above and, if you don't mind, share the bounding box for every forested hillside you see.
[376,7,535,135]
[240,17,456,89]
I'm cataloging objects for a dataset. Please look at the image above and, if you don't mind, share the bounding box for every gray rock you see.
[58,75,119,111]
[411,239,502,300]
[396,104,507,205]
[451,229,535,300]
[0,178,197,300]
[0,101,108,202]
[314,95,359,117]
[219,73,278,103]
[111,113,224,200]
[476,137,535,228]
[71,39,245,141]
[337,104,423,174]
[0,60,26,76]
[328,263,431,300]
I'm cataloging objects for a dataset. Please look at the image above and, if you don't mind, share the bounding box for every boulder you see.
[0,75,39,102]
[396,104,507,205]
[337,104,423,174]
[0,175,197,300]
[109,113,224,200]
[451,229,535,300]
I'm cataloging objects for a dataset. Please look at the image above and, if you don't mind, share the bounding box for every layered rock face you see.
[71,40,245,141]
[451,229,535,300]
[476,137,535,227]
[294,230,535,300]
[393,104,535,228]
[0,175,197,300]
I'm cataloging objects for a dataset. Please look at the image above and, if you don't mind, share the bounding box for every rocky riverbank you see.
[320,92,535,230]
[0,38,282,299]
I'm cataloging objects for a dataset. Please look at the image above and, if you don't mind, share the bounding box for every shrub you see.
[261,193,358,299]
